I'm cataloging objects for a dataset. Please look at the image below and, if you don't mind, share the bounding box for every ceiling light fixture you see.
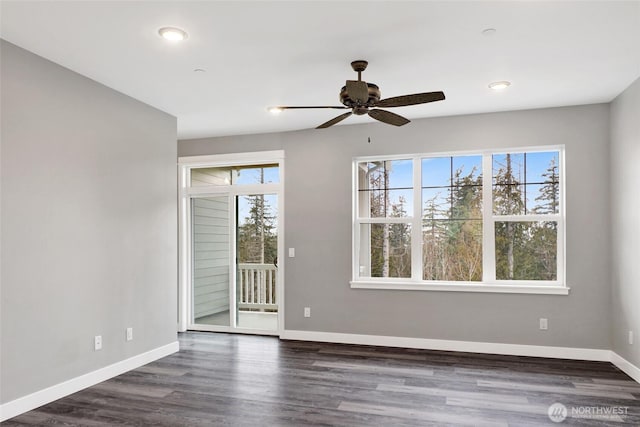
[489,81,511,90]
[268,107,283,115]
[482,28,497,36]
[158,27,188,41]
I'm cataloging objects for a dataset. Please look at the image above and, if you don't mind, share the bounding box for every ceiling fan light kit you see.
[269,60,445,129]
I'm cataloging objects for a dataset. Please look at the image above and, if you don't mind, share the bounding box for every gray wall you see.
[611,77,640,366]
[179,103,612,350]
[0,40,177,403]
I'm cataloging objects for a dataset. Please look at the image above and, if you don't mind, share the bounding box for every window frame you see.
[351,146,568,295]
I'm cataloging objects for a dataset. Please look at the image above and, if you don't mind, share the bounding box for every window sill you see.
[349,281,570,295]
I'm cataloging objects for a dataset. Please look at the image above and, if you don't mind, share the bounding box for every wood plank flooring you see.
[4,332,640,426]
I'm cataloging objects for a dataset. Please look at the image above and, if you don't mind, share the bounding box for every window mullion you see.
[482,154,496,282]
[559,148,566,285]
[411,157,422,281]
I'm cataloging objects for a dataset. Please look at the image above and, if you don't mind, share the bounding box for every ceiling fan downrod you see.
[351,60,368,81]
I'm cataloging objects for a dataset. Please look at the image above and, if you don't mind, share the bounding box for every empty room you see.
[1,1,640,425]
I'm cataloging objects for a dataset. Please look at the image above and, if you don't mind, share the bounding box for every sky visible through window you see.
[236,166,279,222]
[234,165,279,185]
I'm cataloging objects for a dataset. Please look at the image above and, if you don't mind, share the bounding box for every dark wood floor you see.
[4,332,640,426]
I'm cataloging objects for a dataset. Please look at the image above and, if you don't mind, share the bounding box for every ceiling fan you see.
[268,60,445,129]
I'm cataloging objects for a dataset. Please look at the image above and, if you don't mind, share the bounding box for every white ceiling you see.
[1,1,639,139]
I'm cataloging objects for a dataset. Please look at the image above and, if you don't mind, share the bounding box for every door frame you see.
[178,150,285,336]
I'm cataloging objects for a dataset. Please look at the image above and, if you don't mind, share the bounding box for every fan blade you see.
[368,109,410,126]
[346,80,369,104]
[316,112,353,129]
[376,91,445,108]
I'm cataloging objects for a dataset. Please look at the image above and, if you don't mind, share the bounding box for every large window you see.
[353,148,565,293]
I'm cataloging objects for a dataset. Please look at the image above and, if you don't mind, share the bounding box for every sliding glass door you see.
[179,155,283,335]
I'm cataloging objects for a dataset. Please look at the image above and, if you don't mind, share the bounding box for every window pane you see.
[453,156,482,183]
[365,189,412,218]
[236,194,278,264]
[525,151,559,184]
[495,221,557,280]
[450,185,483,220]
[358,159,413,218]
[191,164,279,186]
[422,157,451,187]
[358,159,412,189]
[359,223,411,278]
[526,183,560,214]
[191,167,232,186]
[233,164,279,185]
[192,196,230,326]
[386,159,413,188]
[423,155,483,221]
[422,220,482,281]
[493,153,525,215]
[422,155,482,188]
[423,186,483,221]
[422,188,449,219]
[493,184,525,215]
[493,153,525,185]
[493,152,559,215]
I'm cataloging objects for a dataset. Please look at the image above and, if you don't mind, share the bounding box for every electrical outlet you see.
[629,331,634,345]
[539,318,548,330]
[94,335,102,351]
[304,307,311,318]
[126,327,133,342]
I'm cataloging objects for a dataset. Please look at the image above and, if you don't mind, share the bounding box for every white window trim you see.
[351,146,568,295]
[178,150,285,333]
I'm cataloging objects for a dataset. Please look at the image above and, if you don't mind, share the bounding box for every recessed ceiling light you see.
[193,68,206,73]
[268,107,283,115]
[489,81,511,90]
[158,27,188,41]
[482,28,497,36]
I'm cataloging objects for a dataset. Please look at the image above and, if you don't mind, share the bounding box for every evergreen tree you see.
[388,196,411,277]
[446,167,483,281]
[493,154,524,279]
[530,157,559,280]
[237,168,277,265]
[366,162,386,277]
[422,194,447,280]
[533,157,559,215]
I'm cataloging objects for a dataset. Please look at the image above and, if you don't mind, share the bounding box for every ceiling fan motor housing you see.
[340,83,381,112]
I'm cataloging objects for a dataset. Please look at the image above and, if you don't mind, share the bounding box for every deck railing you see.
[238,263,277,311]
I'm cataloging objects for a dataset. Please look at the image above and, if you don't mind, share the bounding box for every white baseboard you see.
[610,352,640,383]
[281,330,611,361]
[0,341,179,422]
[282,330,640,384]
